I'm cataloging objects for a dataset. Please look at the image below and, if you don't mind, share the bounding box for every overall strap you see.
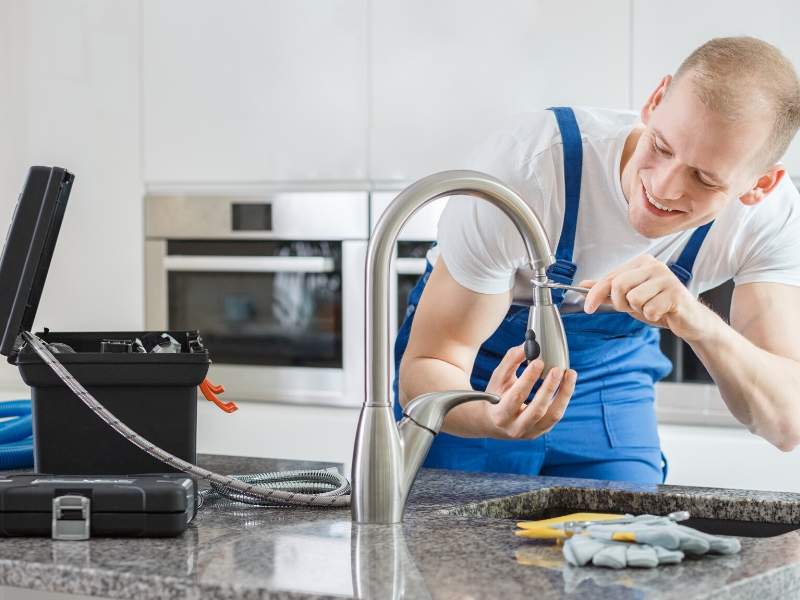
[546,107,582,305]
[668,221,713,285]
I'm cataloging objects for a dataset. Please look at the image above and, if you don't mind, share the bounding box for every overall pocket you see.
[601,388,661,449]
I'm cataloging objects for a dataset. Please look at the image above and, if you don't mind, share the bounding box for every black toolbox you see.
[0,474,196,538]
[0,166,211,475]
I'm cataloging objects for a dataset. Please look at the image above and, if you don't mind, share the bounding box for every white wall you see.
[0,1,28,266]
[0,1,32,385]
[0,0,143,385]
[369,0,631,183]
[632,0,800,175]
[142,0,369,184]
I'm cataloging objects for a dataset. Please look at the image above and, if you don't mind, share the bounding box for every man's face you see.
[621,75,772,238]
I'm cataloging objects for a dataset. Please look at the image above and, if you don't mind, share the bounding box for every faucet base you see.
[351,405,406,524]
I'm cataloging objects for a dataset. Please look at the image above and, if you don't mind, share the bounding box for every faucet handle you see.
[403,390,500,434]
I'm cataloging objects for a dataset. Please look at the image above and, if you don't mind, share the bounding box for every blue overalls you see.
[393,107,713,484]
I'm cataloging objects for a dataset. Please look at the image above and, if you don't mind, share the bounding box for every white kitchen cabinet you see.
[660,424,800,493]
[370,0,632,184]
[142,0,368,184]
[196,399,360,473]
[632,0,800,174]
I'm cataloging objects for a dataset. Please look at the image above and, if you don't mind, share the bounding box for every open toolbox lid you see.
[0,166,73,358]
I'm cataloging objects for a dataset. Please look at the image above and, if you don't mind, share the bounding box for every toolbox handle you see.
[52,495,90,541]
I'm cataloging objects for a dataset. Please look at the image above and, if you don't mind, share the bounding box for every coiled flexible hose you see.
[22,332,351,507]
[198,469,350,509]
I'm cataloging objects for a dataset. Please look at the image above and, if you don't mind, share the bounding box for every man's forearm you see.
[398,357,491,437]
[687,305,800,451]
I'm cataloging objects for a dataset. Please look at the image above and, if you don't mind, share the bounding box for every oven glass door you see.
[166,240,342,368]
[395,241,434,329]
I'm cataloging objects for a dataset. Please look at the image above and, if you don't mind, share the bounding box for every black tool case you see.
[0,166,211,475]
[0,474,196,538]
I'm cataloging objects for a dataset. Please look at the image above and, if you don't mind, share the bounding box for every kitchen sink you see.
[441,485,800,538]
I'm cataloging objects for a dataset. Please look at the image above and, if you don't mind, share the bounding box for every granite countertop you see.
[1,454,800,599]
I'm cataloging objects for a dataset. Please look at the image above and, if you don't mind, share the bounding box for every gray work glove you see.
[563,535,684,569]
[563,514,741,569]
[584,514,741,556]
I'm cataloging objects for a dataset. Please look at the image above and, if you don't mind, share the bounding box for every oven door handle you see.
[394,258,428,276]
[163,255,336,273]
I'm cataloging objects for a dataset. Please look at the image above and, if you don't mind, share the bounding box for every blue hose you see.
[0,442,33,469]
[0,414,32,444]
[0,400,31,417]
[0,400,33,469]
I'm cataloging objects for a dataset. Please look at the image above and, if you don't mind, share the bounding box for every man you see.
[393,36,800,484]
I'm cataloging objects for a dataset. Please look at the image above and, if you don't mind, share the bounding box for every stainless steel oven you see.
[145,192,367,407]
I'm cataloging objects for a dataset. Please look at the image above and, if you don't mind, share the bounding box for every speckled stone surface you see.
[1,454,799,599]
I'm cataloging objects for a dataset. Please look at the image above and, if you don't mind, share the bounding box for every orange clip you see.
[199,378,238,413]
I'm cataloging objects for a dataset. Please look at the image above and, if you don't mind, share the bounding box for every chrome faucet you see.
[351,170,570,524]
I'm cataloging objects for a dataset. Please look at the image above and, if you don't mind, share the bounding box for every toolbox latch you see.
[52,495,91,541]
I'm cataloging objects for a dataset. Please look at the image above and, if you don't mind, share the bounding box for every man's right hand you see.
[481,344,577,439]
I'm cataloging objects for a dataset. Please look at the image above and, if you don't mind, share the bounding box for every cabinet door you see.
[370,0,631,183]
[660,424,800,492]
[632,0,800,174]
[143,0,368,183]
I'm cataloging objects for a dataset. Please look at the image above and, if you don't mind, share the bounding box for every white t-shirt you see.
[427,107,800,308]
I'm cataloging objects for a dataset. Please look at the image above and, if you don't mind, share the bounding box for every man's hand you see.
[481,345,578,439]
[579,254,712,342]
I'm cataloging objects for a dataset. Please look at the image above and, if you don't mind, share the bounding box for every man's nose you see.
[650,161,685,201]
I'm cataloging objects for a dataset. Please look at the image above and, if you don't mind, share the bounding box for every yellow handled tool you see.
[515,512,624,540]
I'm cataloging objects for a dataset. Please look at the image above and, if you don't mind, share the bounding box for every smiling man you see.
[393,36,800,483]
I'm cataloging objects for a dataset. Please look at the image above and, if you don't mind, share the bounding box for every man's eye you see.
[695,171,716,187]
[652,140,671,156]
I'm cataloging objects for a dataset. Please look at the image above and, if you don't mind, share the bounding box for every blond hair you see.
[672,36,800,171]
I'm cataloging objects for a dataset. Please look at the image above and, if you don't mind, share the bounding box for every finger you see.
[584,279,613,314]
[625,276,669,314]
[609,267,652,313]
[508,358,546,402]
[584,255,659,313]
[576,279,597,288]
[640,292,675,324]
[535,369,577,435]
[488,345,526,389]
[512,367,564,436]
[494,359,544,426]
[498,344,525,369]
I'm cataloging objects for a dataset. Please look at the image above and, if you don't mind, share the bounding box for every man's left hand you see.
[579,254,710,342]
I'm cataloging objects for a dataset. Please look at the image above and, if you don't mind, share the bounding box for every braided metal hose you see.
[22,332,351,508]
[199,469,350,508]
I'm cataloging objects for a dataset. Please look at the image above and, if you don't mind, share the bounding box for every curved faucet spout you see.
[364,170,558,410]
[351,170,570,524]
[403,390,500,434]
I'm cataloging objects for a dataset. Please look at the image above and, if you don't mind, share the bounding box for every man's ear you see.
[641,75,672,125]
[739,165,786,206]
